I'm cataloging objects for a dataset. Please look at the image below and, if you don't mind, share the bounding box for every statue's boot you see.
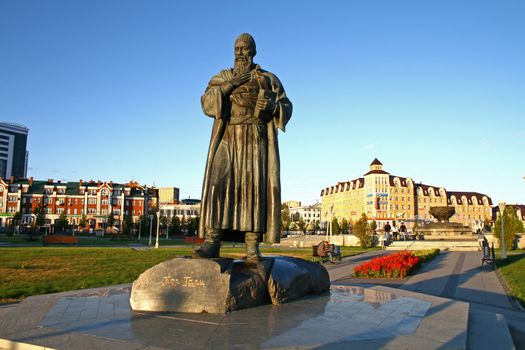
[193,229,221,258]
[245,232,262,263]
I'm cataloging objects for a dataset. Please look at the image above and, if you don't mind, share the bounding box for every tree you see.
[160,215,168,236]
[107,211,115,230]
[281,205,292,235]
[169,216,182,236]
[79,214,87,229]
[370,220,377,233]
[340,218,350,235]
[297,217,306,234]
[122,214,133,236]
[34,202,45,227]
[494,206,524,251]
[54,211,69,232]
[180,215,188,234]
[353,213,374,248]
[331,217,340,235]
[187,216,200,236]
[12,211,22,234]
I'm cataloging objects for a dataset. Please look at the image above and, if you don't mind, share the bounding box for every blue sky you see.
[1,0,524,205]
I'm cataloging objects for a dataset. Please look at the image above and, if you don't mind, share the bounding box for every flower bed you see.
[353,251,423,278]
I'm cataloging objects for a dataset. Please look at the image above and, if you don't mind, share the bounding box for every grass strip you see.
[0,245,372,302]
[496,250,525,307]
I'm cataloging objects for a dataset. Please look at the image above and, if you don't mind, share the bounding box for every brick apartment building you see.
[0,177,158,230]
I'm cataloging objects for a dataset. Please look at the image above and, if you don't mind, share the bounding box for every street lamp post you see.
[499,201,506,259]
[148,214,153,246]
[138,219,142,240]
[155,211,160,249]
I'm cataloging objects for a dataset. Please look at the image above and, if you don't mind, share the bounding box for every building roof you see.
[388,175,411,187]
[370,158,382,166]
[447,191,493,205]
[415,183,445,197]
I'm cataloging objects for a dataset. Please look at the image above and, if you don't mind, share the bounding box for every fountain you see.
[416,206,473,239]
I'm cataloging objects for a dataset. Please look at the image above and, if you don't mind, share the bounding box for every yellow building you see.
[320,159,493,230]
[158,187,180,205]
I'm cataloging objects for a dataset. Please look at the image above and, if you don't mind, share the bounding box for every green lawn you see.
[496,250,525,307]
[0,245,375,303]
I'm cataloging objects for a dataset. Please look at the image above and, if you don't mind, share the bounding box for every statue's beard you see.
[233,56,253,76]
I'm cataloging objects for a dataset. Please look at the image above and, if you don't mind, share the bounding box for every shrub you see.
[413,249,440,263]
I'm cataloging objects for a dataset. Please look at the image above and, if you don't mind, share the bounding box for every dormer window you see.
[101,189,109,196]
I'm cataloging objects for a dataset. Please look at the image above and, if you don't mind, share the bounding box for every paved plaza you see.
[1,250,524,349]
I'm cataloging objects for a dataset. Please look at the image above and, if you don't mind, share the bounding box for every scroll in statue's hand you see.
[255,89,277,120]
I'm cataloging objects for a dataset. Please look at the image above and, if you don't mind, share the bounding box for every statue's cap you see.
[235,33,256,51]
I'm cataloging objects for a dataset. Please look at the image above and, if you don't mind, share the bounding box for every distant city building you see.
[283,200,301,208]
[160,199,201,223]
[180,198,201,206]
[320,159,493,230]
[0,177,158,229]
[0,123,29,179]
[158,187,180,204]
[288,203,321,224]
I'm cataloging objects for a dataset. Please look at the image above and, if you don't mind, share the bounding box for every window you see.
[101,189,108,196]
[125,200,129,206]
[88,208,96,214]
[57,208,64,214]
[88,198,97,205]
[74,208,77,215]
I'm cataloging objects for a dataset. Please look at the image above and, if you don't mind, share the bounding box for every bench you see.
[184,235,205,248]
[481,241,495,270]
[312,243,341,263]
[43,235,78,246]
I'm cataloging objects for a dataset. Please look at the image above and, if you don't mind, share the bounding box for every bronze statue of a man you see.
[195,33,292,261]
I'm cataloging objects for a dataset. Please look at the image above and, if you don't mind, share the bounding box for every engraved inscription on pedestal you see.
[130,258,232,313]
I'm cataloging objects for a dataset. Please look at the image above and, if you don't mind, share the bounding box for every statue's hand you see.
[220,72,251,95]
[256,96,276,116]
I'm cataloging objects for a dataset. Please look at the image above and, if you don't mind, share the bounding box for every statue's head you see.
[233,33,256,75]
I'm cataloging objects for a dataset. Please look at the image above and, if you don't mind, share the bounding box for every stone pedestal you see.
[130,256,330,314]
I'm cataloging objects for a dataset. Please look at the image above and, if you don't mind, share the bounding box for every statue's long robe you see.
[198,65,292,243]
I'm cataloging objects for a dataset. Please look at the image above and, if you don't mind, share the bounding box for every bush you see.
[413,249,440,263]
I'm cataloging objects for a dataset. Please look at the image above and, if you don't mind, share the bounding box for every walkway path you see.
[326,250,525,349]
